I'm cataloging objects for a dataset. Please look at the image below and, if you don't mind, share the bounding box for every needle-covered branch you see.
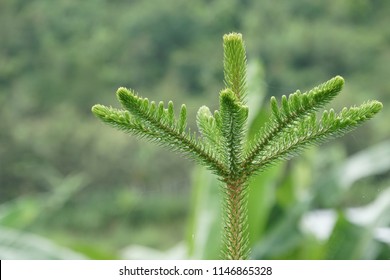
[92,88,228,176]
[243,76,345,175]
[247,101,383,175]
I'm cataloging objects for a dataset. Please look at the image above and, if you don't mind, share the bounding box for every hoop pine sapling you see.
[92,33,383,260]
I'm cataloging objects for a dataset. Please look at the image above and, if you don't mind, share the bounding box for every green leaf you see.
[325,212,369,259]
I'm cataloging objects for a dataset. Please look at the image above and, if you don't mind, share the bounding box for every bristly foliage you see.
[92,32,383,260]
[223,33,248,103]
[93,88,228,177]
[242,76,382,177]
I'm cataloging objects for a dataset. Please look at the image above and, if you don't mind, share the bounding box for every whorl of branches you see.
[92,32,383,260]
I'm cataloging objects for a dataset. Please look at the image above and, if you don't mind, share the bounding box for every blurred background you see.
[1,0,389,259]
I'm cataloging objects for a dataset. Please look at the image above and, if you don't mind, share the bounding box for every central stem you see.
[222,180,249,260]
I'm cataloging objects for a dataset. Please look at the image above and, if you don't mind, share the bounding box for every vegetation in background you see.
[1,0,389,259]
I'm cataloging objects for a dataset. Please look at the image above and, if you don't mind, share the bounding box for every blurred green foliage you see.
[0,0,389,259]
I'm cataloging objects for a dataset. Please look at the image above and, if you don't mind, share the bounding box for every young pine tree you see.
[92,33,382,260]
